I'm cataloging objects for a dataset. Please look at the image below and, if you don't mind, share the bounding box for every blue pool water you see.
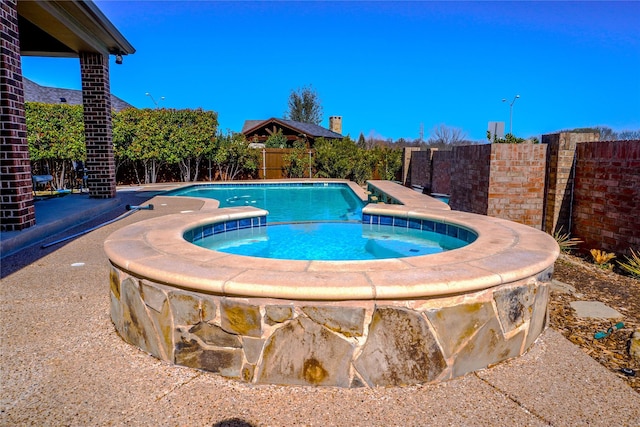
[174,183,471,261]
[193,222,468,261]
[168,183,363,222]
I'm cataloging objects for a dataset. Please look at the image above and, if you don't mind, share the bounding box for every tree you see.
[264,129,288,148]
[283,140,313,178]
[314,137,358,181]
[284,85,323,125]
[26,102,85,189]
[488,132,526,144]
[427,124,468,147]
[209,131,259,180]
[165,108,218,182]
[371,145,402,181]
[618,129,640,140]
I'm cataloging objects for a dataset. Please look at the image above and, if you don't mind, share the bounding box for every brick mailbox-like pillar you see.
[80,52,116,198]
[0,0,36,231]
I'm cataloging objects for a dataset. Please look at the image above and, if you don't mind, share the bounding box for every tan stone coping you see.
[104,181,559,301]
[367,180,451,210]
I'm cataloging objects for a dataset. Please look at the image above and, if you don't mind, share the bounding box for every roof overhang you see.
[17,0,135,58]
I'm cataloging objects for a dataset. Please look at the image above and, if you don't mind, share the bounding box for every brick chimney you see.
[329,116,342,134]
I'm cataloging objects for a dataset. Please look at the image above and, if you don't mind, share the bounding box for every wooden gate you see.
[257,148,315,179]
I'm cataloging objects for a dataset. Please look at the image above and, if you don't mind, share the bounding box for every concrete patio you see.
[1,186,639,425]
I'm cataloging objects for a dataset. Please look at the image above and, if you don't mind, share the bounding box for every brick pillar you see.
[1,0,36,231]
[80,52,116,198]
[542,131,598,234]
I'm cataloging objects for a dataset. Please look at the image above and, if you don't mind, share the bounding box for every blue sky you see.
[21,1,640,142]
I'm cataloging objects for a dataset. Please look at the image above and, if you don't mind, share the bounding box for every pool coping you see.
[104,180,559,301]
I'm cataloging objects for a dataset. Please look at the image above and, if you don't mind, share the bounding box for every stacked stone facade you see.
[573,140,640,253]
[109,264,550,388]
[1,0,35,231]
[80,52,116,198]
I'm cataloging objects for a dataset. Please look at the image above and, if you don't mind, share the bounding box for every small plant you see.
[590,249,616,269]
[618,248,640,278]
[552,228,582,253]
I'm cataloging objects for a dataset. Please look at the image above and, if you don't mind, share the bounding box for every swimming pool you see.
[106,180,559,387]
[167,182,364,222]
[172,182,471,260]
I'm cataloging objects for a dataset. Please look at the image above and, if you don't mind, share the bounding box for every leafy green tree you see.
[490,133,526,144]
[26,102,85,189]
[283,140,313,178]
[314,137,357,180]
[371,145,402,181]
[112,107,141,180]
[357,132,367,148]
[165,108,218,182]
[284,85,323,125]
[265,129,288,148]
[210,131,259,180]
[131,109,172,183]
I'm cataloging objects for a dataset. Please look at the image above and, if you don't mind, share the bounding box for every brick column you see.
[80,52,116,198]
[1,0,36,231]
[542,131,598,234]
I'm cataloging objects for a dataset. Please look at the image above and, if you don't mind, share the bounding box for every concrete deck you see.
[1,184,639,425]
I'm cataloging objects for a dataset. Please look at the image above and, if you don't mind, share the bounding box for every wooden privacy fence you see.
[257,148,314,179]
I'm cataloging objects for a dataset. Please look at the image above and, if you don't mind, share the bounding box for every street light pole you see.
[502,94,520,135]
[145,92,165,109]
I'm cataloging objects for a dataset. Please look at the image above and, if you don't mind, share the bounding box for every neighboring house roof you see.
[23,78,133,112]
[242,118,343,140]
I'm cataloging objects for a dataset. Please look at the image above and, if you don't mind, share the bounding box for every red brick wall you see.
[449,144,547,229]
[573,140,640,253]
[449,144,491,215]
[542,132,599,235]
[80,52,116,198]
[1,0,36,231]
[409,150,432,190]
[487,144,547,229]
[431,150,452,195]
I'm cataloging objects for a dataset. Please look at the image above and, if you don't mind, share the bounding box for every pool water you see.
[193,222,468,261]
[174,183,470,261]
[168,183,363,222]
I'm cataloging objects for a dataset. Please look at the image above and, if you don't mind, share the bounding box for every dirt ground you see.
[550,254,640,393]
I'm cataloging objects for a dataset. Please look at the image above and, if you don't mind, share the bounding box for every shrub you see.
[553,228,582,253]
[618,248,640,278]
[590,249,616,269]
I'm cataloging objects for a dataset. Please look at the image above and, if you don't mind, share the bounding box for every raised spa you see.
[105,180,559,387]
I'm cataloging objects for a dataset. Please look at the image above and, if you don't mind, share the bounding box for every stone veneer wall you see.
[80,52,116,198]
[431,150,453,195]
[542,132,599,235]
[572,140,640,253]
[0,0,36,231]
[109,264,550,388]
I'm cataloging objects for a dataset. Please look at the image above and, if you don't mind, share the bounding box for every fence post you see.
[262,149,266,179]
